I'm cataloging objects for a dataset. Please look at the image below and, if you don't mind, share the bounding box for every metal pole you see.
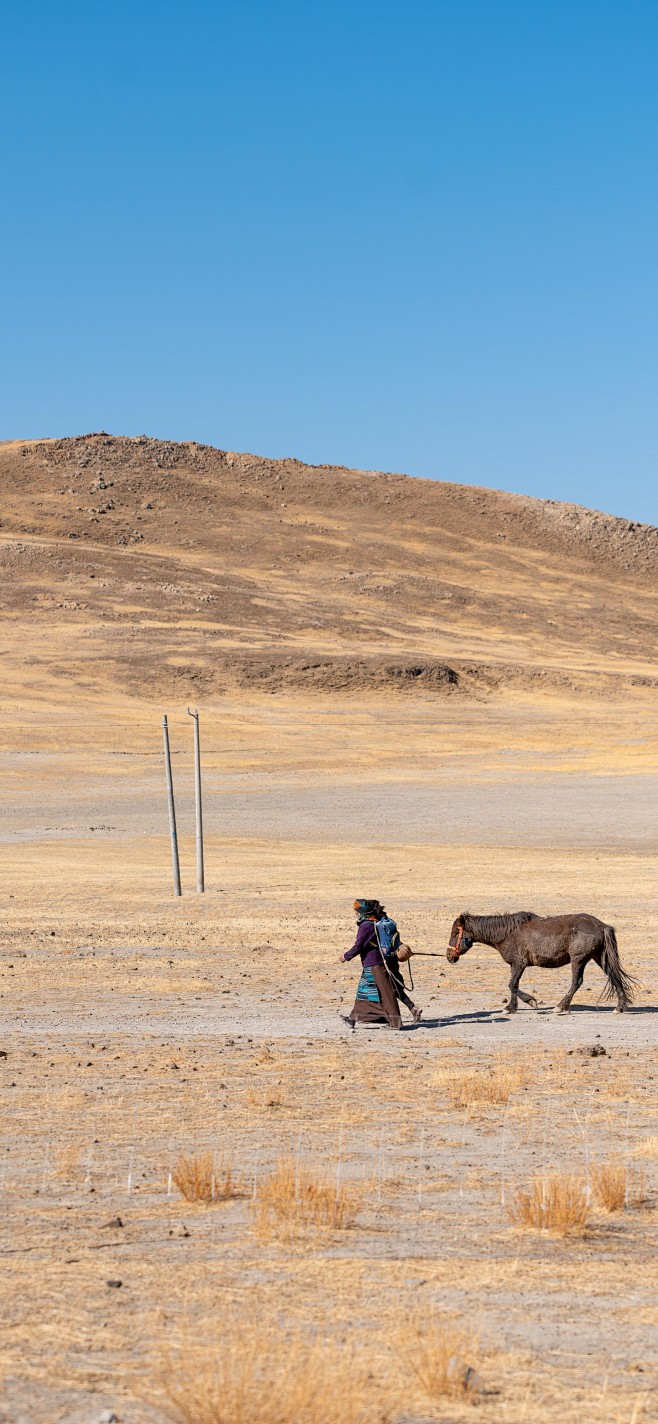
[187,707,205,892]
[162,715,181,896]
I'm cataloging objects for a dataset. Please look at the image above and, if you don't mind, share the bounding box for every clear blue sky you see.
[2,1,657,523]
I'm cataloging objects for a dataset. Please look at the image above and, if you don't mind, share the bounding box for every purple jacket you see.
[344,919,383,969]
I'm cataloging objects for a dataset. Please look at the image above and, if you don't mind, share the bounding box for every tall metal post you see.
[187,707,205,892]
[162,715,181,896]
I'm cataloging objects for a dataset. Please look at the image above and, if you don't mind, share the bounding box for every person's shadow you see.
[405,1009,506,1029]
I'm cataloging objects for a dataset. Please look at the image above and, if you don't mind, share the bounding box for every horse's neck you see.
[465,918,506,948]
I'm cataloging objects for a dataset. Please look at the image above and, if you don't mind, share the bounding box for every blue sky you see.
[2,1,657,523]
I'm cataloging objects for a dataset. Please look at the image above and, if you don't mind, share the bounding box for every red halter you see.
[447,923,465,958]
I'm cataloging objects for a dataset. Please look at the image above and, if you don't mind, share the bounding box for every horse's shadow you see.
[555,1002,658,1015]
[409,1002,658,1029]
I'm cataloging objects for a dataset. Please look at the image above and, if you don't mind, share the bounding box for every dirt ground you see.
[1,436,657,1423]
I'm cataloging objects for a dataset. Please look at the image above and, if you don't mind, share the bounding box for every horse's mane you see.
[463,911,536,941]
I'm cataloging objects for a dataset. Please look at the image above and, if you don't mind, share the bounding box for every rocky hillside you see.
[1,433,657,705]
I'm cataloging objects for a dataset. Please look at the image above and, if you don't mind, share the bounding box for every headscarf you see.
[353,898,385,924]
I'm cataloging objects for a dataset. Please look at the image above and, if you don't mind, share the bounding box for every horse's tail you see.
[599,924,637,1006]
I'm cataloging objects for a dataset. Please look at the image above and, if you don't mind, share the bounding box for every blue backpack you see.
[374,916,400,958]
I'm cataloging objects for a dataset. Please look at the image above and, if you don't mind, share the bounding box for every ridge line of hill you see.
[2,432,656,583]
[1,433,657,711]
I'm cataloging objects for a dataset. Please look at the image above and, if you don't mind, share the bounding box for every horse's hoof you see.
[529,998,539,1010]
[554,1005,568,1014]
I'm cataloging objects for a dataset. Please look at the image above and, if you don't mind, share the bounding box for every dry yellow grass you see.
[253,1157,359,1240]
[435,1059,527,1111]
[151,1326,371,1424]
[403,1309,482,1405]
[172,1153,244,1204]
[247,1086,285,1110]
[591,1158,627,1212]
[54,1143,82,1181]
[633,1135,658,1160]
[507,1173,590,1236]
[600,1071,634,1101]
[591,1159,650,1212]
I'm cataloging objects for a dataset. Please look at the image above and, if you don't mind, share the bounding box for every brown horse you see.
[446,911,637,1013]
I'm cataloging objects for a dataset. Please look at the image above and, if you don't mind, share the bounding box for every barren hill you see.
[1,432,657,713]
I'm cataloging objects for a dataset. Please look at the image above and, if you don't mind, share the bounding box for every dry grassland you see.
[2,731,658,1424]
[507,1172,591,1236]
[150,1324,372,1424]
[171,1153,245,1205]
[1,436,658,1422]
[2,840,657,1424]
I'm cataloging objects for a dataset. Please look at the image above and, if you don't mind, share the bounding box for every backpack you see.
[374,915,401,958]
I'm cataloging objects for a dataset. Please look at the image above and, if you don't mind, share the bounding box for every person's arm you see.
[341,920,375,962]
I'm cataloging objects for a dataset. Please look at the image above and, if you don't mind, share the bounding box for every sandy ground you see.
[3,764,658,850]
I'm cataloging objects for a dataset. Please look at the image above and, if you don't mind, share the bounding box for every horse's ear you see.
[457,913,465,925]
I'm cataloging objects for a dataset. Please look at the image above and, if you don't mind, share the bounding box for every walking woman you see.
[339,898,422,1030]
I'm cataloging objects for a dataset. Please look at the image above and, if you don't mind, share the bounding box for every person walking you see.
[339,898,422,1030]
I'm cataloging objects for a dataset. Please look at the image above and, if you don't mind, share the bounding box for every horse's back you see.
[531,913,606,935]
[520,912,606,967]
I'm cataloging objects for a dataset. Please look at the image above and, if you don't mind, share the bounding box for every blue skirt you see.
[356,966,381,1003]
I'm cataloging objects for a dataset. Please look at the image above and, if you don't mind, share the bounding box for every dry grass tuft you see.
[247,1086,285,1109]
[253,1157,358,1240]
[172,1153,244,1204]
[592,1159,650,1213]
[507,1173,590,1236]
[591,1158,626,1212]
[151,1326,369,1424]
[403,1310,481,1404]
[436,1059,527,1111]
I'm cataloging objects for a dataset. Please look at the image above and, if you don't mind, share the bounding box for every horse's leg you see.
[517,984,539,1009]
[555,958,586,1013]
[505,964,526,1014]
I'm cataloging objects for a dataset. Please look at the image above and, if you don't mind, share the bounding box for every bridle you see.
[447,923,466,959]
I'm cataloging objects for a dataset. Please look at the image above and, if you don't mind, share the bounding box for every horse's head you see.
[446,914,473,963]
